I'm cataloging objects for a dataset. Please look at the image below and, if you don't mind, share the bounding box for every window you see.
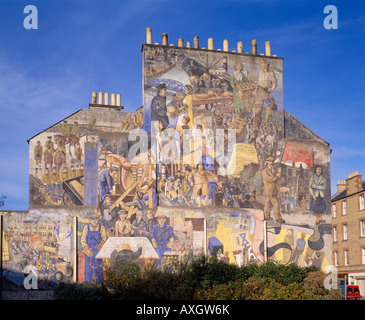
[344,250,349,266]
[362,248,365,265]
[361,220,365,237]
[343,224,348,240]
[333,226,337,242]
[360,194,364,211]
[343,201,347,215]
[334,251,338,266]
[332,204,337,218]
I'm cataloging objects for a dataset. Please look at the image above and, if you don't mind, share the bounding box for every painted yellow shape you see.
[227,143,258,178]
[210,218,235,262]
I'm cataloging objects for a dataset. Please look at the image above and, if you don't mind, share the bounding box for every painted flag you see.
[281,142,313,167]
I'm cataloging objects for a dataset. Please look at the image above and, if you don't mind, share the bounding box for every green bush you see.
[103,262,141,297]
[54,281,109,300]
[188,254,241,288]
[53,257,342,300]
[303,271,343,300]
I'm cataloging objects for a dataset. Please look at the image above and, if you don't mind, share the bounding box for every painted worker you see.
[253,61,277,128]
[44,136,54,170]
[188,163,218,208]
[309,165,327,225]
[80,212,106,282]
[150,213,176,268]
[151,83,170,130]
[50,166,61,196]
[41,168,52,189]
[229,62,249,110]
[262,156,285,223]
[114,209,132,237]
[110,243,142,267]
[131,210,148,237]
[34,140,43,171]
[98,166,118,203]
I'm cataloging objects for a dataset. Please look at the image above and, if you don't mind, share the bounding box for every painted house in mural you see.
[1,28,332,285]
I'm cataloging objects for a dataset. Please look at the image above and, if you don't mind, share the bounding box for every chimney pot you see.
[208,38,214,50]
[92,92,97,104]
[251,39,257,55]
[146,27,152,44]
[193,36,199,49]
[265,41,271,56]
[237,41,243,53]
[98,92,103,105]
[111,94,116,106]
[104,93,109,105]
[162,33,168,46]
[223,39,229,52]
[178,38,184,47]
[116,94,121,107]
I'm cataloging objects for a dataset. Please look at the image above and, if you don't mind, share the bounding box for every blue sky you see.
[0,0,364,210]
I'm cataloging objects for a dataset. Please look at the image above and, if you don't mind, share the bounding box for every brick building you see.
[331,171,365,294]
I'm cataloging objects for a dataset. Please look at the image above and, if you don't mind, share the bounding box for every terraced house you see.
[331,171,365,294]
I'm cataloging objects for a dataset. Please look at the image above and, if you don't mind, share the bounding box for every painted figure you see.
[309,165,327,225]
[34,141,43,171]
[115,209,132,237]
[189,163,218,207]
[110,243,142,267]
[54,213,73,262]
[131,210,148,237]
[81,213,106,282]
[253,61,277,128]
[230,62,249,111]
[262,156,285,223]
[44,136,54,169]
[151,83,169,130]
[150,213,176,268]
[98,166,118,203]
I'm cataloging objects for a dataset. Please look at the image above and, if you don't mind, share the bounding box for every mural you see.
[1,43,332,288]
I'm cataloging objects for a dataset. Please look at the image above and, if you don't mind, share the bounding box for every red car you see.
[345,285,363,300]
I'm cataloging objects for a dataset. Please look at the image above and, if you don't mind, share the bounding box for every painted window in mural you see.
[1,210,75,286]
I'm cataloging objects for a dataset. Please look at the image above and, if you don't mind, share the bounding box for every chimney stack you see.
[336,179,346,193]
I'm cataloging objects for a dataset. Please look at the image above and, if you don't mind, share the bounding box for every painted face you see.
[89,217,99,226]
[316,167,322,175]
[159,88,167,97]
[157,217,166,226]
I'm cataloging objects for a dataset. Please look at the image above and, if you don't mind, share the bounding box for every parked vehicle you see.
[340,284,363,300]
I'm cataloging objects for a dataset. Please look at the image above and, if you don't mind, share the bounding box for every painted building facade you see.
[1,29,332,286]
